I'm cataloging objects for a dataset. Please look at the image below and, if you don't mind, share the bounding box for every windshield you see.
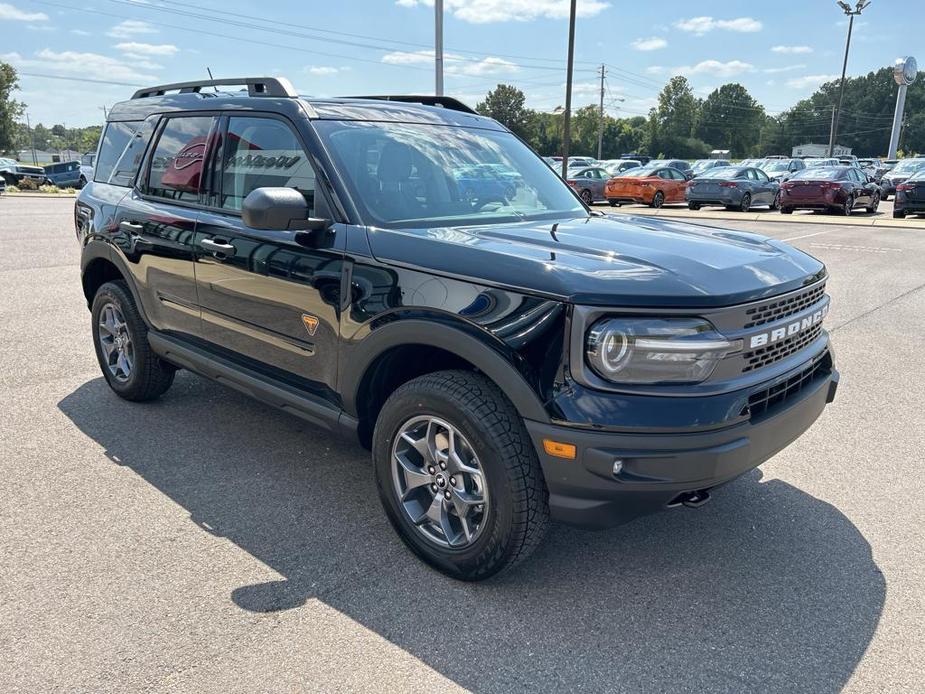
[792,168,842,180]
[691,160,713,172]
[762,161,790,172]
[315,120,585,228]
[698,167,742,179]
[892,159,925,174]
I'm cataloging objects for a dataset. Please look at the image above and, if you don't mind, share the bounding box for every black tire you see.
[840,195,854,216]
[77,176,87,190]
[580,189,593,205]
[893,210,905,219]
[91,281,175,401]
[688,202,700,210]
[651,191,664,208]
[373,370,549,581]
[608,200,620,207]
[781,206,793,215]
[866,192,880,213]
[739,193,751,213]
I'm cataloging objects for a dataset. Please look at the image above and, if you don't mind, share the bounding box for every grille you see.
[743,283,826,329]
[742,324,823,372]
[745,352,831,419]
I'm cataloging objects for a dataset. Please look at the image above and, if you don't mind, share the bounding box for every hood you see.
[366,215,825,308]
[15,164,44,174]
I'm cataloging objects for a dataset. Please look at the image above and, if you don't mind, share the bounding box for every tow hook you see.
[667,490,712,509]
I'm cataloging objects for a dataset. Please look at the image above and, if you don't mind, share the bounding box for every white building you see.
[792,143,852,157]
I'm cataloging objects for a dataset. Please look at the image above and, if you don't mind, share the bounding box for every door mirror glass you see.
[242,187,312,230]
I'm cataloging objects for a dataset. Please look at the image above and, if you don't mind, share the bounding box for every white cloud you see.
[70,29,90,36]
[764,64,806,74]
[649,60,754,78]
[674,16,762,35]
[2,49,158,83]
[0,3,48,21]
[106,20,158,38]
[114,42,179,57]
[395,0,609,24]
[771,45,813,54]
[382,49,518,76]
[306,66,342,76]
[786,74,838,90]
[630,37,666,51]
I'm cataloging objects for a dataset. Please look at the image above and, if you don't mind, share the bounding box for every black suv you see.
[76,77,838,580]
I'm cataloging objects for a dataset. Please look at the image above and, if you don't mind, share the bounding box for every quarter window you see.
[94,121,141,185]
[146,116,216,202]
[219,116,316,213]
[109,117,158,187]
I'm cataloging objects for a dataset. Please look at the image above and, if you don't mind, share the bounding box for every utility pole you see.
[560,0,577,179]
[829,1,871,156]
[25,112,37,165]
[596,64,606,161]
[435,0,444,96]
[828,105,837,155]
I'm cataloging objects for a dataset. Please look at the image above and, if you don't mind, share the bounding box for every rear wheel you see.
[866,192,880,213]
[373,370,549,581]
[893,209,906,219]
[580,189,593,205]
[608,200,620,207]
[771,191,782,210]
[91,281,175,401]
[840,195,854,216]
[781,206,793,215]
[739,193,752,212]
[688,202,700,210]
[651,191,664,208]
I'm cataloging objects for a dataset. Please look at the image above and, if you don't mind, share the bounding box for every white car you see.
[79,152,96,188]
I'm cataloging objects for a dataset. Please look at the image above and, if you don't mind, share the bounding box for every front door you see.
[193,114,344,403]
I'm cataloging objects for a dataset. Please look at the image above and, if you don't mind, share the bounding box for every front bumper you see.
[526,358,838,528]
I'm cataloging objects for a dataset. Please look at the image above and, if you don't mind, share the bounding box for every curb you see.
[601,205,924,230]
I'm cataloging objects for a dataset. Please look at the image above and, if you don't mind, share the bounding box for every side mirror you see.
[241,187,329,232]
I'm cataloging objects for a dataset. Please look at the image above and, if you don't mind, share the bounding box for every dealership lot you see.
[1,197,923,692]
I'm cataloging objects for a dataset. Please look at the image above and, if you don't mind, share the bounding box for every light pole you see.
[560,0,577,179]
[888,57,917,159]
[828,0,871,157]
[435,0,444,96]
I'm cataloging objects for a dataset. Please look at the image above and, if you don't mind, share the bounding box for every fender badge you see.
[301,314,319,337]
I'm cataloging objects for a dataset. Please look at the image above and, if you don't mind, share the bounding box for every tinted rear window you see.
[94,121,141,185]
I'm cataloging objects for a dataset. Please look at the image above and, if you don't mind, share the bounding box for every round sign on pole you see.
[894,56,917,86]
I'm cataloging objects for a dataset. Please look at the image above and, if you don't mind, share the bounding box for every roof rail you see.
[347,95,478,115]
[131,77,297,100]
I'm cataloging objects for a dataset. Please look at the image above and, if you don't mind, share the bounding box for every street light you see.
[828,0,872,157]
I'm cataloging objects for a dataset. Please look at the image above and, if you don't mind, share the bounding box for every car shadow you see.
[59,375,884,693]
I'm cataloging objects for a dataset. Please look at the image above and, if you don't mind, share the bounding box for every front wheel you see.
[91,281,176,401]
[866,192,880,213]
[688,202,700,210]
[373,371,549,581]
[739,193,752,212]
[651,191,664,208]
[771,191,782,210]
[840,195,854,216]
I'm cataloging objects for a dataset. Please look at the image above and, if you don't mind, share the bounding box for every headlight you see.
[586,317,741,384]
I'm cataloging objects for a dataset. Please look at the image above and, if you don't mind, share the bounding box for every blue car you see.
[453,164,519,203]
[43,161,83,188]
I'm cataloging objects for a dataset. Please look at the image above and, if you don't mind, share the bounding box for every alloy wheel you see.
[772,191,782,210]
[581,189,593,204]
[844,196,854,216]
[391,415,489,548]
[97,302,134,382]
[740,193,751,212]
[652,191,664,208]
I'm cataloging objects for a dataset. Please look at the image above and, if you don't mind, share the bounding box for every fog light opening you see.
[612,459,624,476]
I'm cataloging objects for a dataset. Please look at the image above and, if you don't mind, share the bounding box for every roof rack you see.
[131,77,297,100]
[347,95,478,115]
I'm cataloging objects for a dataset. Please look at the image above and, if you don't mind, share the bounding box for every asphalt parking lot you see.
[1,196,923,693]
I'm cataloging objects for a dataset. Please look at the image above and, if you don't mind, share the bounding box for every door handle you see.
[119,221,143,233]
[200,238,236,257]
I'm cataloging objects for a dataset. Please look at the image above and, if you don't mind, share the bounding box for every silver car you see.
[566,166,610,204]
[685,166,781,212]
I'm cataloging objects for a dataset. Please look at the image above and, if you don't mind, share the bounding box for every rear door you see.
[113,114,217,339]
[193,113,345,401]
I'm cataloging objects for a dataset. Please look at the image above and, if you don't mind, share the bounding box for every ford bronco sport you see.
[76,77,838,580]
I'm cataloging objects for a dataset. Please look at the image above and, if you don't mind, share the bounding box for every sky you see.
[0,0,920,127]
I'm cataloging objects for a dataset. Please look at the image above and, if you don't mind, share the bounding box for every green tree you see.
[476,84,532,139]
[697,83,765,158]
[655,76,699,138]
[0,61,25,154]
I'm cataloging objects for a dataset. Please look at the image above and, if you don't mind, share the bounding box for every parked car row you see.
[0,156,96,189]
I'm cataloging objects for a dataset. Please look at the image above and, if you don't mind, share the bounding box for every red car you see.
[780,166,881,216]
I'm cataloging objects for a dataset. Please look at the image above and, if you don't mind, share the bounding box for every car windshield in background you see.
[792,168,841,180]
[620,166,658,178]
[697,167,741,179]
[907,169,925,182]
[804,159,834,167]
[316,121,585,228]
[891,159,925,174]
[691,160,714,172]
[762,161,791,172]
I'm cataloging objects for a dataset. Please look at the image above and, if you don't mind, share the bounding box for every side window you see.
[145,116,215,202]
[657,169,671,179]
[219,116,316,213]
[94,121,141,184]
[756,169,770,182]
[109,117,158,187]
